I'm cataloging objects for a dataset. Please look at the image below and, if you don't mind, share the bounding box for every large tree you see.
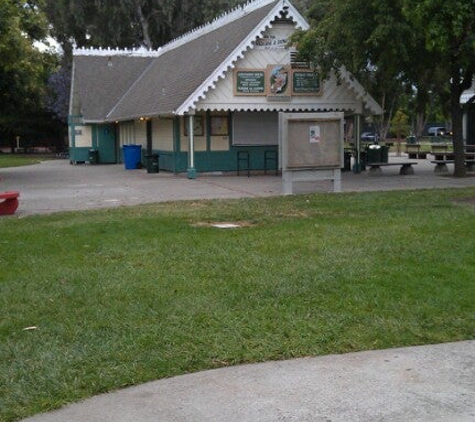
[43,0,252,54]
[0,0,59,144]
[403,0,475,177]
[294,0,421,138]
[294,0,474,177]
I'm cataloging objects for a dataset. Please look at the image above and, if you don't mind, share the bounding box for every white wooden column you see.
[354,113,362,173]
[187,114,197,179]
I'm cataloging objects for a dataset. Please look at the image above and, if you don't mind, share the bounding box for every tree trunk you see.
[451,83,466,177]
[136,3,153,49]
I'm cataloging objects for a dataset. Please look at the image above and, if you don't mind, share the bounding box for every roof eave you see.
[339,66,384,115]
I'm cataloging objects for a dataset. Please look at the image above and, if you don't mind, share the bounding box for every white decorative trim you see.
[339,66,384,115]
[74,46,162,57]
[161,0,281,54]
[461,89,475,104]
[176,0,309,115]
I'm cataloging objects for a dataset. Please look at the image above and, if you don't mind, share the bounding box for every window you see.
[184,116,204,136]
[210,116,229,136]
[232,111,278,145]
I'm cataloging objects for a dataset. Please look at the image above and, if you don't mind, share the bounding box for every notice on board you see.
[309,125,321,143]
[235,70,266,95]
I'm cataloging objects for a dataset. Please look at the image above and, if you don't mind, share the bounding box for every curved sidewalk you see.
[22,341,475,422]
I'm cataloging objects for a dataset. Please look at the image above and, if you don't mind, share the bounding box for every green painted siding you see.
[151,145,278,173]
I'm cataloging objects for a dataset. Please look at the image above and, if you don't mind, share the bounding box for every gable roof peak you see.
[160,0,284,54]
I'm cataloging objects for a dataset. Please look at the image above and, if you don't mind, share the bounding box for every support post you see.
[353,114,363,173]
[187,114,197,179]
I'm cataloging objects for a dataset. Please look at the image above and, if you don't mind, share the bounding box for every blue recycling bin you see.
[123,145,142,170]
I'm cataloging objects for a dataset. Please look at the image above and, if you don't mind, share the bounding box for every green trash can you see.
[366,144,382,163]
[88,148,99,164]
[146,154,159,173]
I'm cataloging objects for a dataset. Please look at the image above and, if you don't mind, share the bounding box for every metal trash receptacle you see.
[343,151,352,171]
[88,149,99,164]
[145,154,159,173]
[123,145,142,170]
[366,144,382,163]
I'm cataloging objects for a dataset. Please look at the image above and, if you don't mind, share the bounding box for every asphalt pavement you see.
[1,156,474,421]
[1,155,474,216]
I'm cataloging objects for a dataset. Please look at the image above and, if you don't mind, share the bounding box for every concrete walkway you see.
[1,157,474,421]
[1,155,474,216]
[22,341,475,422]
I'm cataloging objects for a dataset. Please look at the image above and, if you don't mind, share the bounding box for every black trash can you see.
[380,145,389,163]
[343,151,352,172]
[88,148,99,164]
[359,150,367,170]
[366,144,382,163]
[145,153,159,173]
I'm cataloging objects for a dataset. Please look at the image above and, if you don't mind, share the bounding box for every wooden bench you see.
[0,191,20,215]
[431,160,475,173]
[366,162,417,175]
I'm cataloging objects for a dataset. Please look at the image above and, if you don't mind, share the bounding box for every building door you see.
[98,124,117,163]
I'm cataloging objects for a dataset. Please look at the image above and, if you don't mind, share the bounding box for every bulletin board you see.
[280,112,344,169]
[279,112,344,194]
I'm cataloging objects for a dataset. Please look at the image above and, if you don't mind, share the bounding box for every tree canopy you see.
[294,0,475,176]
[403,0,475,176]
[42,0,251,54]
[0,0,59,141]
[42,0,314,54]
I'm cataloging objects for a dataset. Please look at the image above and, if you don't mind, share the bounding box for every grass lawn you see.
[0,155,52,169]
[1,188,474,421]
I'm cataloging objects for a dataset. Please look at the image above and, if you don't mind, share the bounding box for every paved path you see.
[22,341,475,422]
[1,157,474,421]
[1,155,474,216]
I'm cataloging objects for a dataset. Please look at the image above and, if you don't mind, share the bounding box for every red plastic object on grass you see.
[0,191,20,215]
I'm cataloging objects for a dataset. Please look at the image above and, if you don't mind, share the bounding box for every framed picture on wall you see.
[184,116,204,136]
[210,116,229,136]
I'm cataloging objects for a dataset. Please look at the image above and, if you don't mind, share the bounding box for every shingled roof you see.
[71,0,383,122]
[71,54,155,122]
[109,0,287,120]
[72,0,291,123]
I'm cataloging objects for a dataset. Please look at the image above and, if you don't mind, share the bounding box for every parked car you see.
[361,132,379,142]
[427,126,451,136]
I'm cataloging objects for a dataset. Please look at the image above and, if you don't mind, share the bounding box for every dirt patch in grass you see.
[191,221,256,228]
[452,197,475,208]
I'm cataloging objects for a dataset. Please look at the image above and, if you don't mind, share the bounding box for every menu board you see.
[292,71,321,95]
[234,70,266,95]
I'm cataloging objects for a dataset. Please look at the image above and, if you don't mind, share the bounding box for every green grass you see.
[0,154,51,168]
[1,188,474,421]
